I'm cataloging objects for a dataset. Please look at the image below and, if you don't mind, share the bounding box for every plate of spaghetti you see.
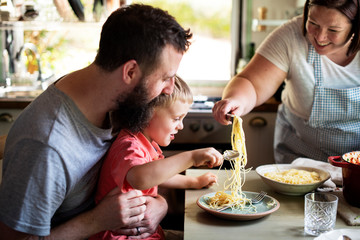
[197,190,280,220]
[256,164,330,196]
[196,115,279,220]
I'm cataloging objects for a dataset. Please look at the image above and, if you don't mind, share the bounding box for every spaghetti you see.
[264,169,321,184]
[207,115,254,212]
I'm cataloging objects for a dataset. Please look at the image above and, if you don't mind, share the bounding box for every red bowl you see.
[328,153,360,208]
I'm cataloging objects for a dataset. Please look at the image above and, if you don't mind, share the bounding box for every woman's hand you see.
[212,98,244,125]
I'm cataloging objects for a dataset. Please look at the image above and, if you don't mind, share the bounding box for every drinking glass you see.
[304,192,338,236]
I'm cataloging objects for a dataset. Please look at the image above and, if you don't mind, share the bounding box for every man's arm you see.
[0,188,146,240]
[0,222,32,240]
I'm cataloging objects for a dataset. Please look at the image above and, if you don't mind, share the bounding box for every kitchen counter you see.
[0,97,33,109]
[0,86,43,109]
[0,95,281,111]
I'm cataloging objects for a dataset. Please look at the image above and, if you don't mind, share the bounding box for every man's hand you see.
[115,195,168,239]
[94,188,147,232]
[0,188,147,240]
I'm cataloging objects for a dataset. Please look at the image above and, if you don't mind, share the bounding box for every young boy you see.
[91,76,223,240]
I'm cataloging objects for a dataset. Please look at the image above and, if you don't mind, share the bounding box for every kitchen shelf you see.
[252,19,288,30]
[0,20,103,31]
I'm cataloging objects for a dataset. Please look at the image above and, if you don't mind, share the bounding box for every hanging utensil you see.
[67,0,85,21]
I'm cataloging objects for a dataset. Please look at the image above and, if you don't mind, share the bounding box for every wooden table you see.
[184,169,356,240]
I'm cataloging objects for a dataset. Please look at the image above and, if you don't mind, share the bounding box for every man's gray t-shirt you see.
[0,84,114,236]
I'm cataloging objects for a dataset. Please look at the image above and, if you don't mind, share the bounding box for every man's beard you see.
[112,80,154,133]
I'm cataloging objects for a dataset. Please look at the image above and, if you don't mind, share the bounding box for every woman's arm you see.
[213,53,287,125]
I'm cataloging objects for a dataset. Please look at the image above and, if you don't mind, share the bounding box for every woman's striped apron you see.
[274,45,360,163]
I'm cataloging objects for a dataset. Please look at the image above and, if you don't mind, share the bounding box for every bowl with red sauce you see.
[328,151,360,208]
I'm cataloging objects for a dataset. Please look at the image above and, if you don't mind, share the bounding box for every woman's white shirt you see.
[256,15,360,120]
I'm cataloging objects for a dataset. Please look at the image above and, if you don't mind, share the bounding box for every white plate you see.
[197,191,280,220]
[256,164,331,196]
[314,229,360,240]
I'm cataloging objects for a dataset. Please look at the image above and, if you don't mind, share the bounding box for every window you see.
[20,0,237,95]
[132,0,234,84]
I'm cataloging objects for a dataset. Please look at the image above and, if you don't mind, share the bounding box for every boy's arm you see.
[127,151,193,190]
[159,174,196,189]
[160,172,218,189]
[126,148,222,190]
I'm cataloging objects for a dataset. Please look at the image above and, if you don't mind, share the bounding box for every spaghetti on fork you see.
[207,115,254,212]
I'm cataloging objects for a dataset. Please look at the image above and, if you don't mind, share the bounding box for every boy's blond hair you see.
[150,75,193,108]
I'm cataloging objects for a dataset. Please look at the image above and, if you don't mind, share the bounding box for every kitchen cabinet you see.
[0,108,22,135]
[243,111,277,168]
[0,91,33,136]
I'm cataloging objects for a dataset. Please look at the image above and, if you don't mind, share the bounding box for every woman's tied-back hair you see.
[302,0,360,56]
[149,75,193,109]
[94,4,192,76]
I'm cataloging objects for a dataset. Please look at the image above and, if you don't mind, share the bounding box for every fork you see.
[223,150,240,161]
[251,191,267,204]
[217,191,267,212]
[226,113,236,122]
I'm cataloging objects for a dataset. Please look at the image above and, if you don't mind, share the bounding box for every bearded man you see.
[0,4,192,240]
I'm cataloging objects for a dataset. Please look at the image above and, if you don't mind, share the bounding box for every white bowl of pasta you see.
[255,164,331,196]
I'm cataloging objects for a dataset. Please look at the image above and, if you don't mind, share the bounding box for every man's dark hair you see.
[94,4,192,76]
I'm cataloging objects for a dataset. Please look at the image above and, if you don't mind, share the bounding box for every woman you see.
[213,0,360,163]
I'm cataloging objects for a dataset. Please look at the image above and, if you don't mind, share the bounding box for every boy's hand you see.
[193,172,218,189]
[192,147,223,168]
